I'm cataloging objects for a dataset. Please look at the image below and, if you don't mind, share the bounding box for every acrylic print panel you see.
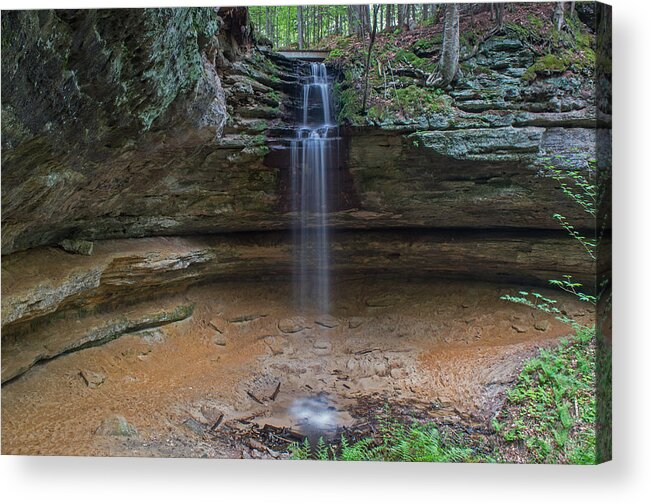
[0,2,611,463]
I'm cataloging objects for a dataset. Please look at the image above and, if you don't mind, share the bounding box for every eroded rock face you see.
[1,8,600,382]
[1,8,286,254]
[1,231,593,381]
[2,12,601,253]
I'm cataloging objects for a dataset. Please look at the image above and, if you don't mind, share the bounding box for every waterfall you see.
[290,62,337,314]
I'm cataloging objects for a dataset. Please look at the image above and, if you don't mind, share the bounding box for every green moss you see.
[326,48,345,61]
[334,83,363,124]
[367,85,452,123]
[527,13,544,31]
[394,48,436,73]
[523,53,569,81]
[411,35,441,54]
[134,8,218,130]
[523,46,595,82]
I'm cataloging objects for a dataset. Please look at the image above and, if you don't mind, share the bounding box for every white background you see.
[1,0,649,502]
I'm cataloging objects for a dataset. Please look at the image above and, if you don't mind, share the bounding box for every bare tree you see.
[427,3,459,88]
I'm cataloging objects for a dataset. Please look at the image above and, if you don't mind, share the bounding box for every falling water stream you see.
[286,62,345,437]
[290,62,337,315]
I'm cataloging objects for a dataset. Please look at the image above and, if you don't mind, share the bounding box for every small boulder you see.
[96,415,138,437]
[136,328,165,344]
[534,320,551,332]
[313,340,331,350]
[511,323,527,333]
[315,315,339,328]
[212,333,227,346]
[59,239,94,256]
[79,369,105,389]
[278,317,310,334]
[183,418,206,436]
[263,336,286,355]
[348,317,364,329]
[209,318,226,333]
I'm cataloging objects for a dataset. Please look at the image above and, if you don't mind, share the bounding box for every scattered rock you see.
[315,315,339,328]
[263,336,286,355]
[313,340,331,350]
[248,439,267,452]
[511,323,528,333]
[373,361,389,377]
[390,367,405,379]
[534,320,551,332]
[200,406,222,424]
[183,418,206,436]
[209,317,226,333]
[348,317,364,329]
[227,313,267,324]
[278,317,310,334]
[79,369,105,388]
[59,239,94,256]
[365,295,394,308]
[212,332,227,346]
[96,415,138,437]
[135,328,165,344]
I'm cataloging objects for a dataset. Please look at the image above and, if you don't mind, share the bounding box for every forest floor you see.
[1,277,590,460]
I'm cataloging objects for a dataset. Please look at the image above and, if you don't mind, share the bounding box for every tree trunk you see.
[386,4,392,29]
[554,2,566,31]
[427,3,459,88]
[495,3,505,31]
[348,6,354,36]
[398,4,406,28]
[265,7,271,40]
[362,5,380,114]
[297,6,304,49]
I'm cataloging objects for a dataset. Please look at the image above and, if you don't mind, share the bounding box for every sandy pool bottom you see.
[1,278,589,458]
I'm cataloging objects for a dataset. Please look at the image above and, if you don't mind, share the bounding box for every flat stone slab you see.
[315,315,340,328]
[278,317,311,334]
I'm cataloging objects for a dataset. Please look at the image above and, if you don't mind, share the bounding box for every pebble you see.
[348,317,364,329]
[511,323,527,333]
[534,320,551,332]
[95,415,138,437]
[79,369,105,388]
[313,340,331,350]
[213,333,227,346]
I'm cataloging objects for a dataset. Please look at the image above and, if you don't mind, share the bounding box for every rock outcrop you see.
[1,7,602,381]
[2,9,602,253]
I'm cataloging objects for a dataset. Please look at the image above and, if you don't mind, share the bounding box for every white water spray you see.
[290,63,337,314]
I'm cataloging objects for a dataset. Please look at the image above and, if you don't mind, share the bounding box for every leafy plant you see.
[499,154,607,464]
[496,327,596,464]
[290,419,474,462]
[501,158,597,325]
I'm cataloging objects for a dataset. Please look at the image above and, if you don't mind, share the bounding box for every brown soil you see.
[1,278,588,458]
